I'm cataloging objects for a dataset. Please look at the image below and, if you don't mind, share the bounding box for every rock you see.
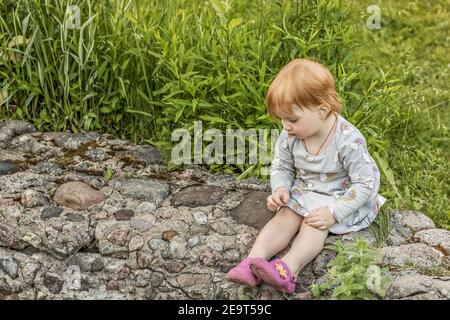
[223,249,241,261]
[157,207,173,219]
[41,207,64,220]
[113,209,135,221]
[171,185,227,207]
[119,144,165,166]
[128,235,144,251]
[150,272,164,287]
[53,131,99,150]
[192,211,208,225]
[176,273,211,287]
[0,160,19,175]
[310,249,337,276]
[189,225,209,236]
[210,221,236,235]
[381,243,443,269]
[413,229,450,255]
[93,210,108,220]
[20,190,49,208]
[53,181,106,210]
[164,260,186,273]
[187,237,200,248]
[137,251,153,268]
[135,271,151,287]
[85,148,107,162]
[34,161,63,176]
[106,227,129,246]
[213,208,227,218]
[325,230,376,247]
[388,211,436,246]
[65,213,85,222]
[230,191,273,229]
[162,230,178,242]
[386,274,450,299]
[130,215,155,232]
[136,202,157,215]
[65,253,104,272]
[199,251,218,266]
[205,235,224,252]
[169,236,187,259]
[0,256,19,279]
[148,239,167,251]
[43,273,64,294]
[117,265,132,280]
[106,280,120,291]
[21,261,41,285]
[0,120,36,149]
[115,178,169,206]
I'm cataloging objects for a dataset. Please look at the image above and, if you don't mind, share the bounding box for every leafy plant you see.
[310,238,390,300]
[103,166,115,184]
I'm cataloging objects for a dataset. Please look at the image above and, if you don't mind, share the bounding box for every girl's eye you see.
[289,118,298,122]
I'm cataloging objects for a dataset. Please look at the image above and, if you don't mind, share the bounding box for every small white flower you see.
[299,169,306,175]
[334,151,339,162]
[367,182,374,189]
[306,156,313,162]
[350,143,358,150]
[307,183,313,188]
[320,173,328,182]
[342,129,350,136]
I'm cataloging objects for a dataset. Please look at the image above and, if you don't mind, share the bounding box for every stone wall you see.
[1,120,449,300]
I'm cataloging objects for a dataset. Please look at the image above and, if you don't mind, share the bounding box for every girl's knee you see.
[277,206,303,222]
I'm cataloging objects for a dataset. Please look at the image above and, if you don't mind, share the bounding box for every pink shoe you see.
[250,258,296,294]
[226,258,262,288]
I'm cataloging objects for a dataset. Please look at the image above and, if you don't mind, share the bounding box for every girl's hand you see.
[304,206,336,230]
[266,187,290,211]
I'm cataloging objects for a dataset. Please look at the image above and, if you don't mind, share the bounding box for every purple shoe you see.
[226,258,262,288]
[250,258,296,294]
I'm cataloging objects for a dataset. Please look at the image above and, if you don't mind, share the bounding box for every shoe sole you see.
[250,264,294,294]
[226,274,257,288]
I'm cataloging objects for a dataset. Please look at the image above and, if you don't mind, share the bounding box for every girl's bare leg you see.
[280,221,328,275]
[247,207,303,260]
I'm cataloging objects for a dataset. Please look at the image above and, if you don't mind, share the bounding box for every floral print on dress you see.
[340,122,354,136]
[270,115,387,235]
[340,178,351,189]
[337,187,357,202]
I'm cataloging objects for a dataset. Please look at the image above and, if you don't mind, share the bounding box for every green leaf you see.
[228,18,242,30]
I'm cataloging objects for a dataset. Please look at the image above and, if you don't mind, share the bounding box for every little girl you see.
[226,58,387,294]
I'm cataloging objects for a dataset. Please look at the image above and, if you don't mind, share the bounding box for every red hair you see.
[265,58,342,119]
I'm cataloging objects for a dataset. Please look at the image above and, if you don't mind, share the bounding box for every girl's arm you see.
[270,129,295,193]
[328,131,380,224]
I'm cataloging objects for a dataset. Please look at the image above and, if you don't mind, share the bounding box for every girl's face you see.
[280,105,323,139]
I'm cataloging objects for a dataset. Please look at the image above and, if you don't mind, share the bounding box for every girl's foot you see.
[226,258,262,288]
[250,258,296,294]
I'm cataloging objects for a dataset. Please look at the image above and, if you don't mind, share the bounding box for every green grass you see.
[0,0,448,229]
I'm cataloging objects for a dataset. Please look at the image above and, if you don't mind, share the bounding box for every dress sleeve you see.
[328,131,379,224]
[270,129,296,193]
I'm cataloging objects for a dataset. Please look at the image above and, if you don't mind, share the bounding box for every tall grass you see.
[0,0,448,228]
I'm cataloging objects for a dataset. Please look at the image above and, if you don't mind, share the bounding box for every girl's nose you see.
[281,120,291,131]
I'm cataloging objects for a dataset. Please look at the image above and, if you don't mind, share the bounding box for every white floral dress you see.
[270,114,387,234]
